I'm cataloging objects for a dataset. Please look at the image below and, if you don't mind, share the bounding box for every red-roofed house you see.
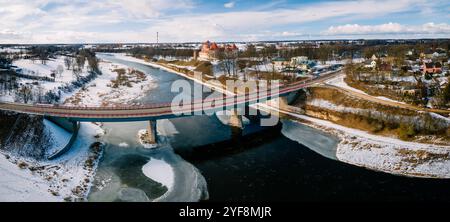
[198,41,238,60]
[422,62,442,74]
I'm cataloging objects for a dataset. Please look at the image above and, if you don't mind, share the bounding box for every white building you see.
[290,56,308,66]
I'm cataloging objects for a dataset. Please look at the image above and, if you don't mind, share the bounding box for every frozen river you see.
[88,54,450,202]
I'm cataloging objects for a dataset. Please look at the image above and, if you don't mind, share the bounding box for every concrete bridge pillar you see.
[147,120,157,145]
[229,109,243,129]
[276,96,305,114]
[279,96,289,110]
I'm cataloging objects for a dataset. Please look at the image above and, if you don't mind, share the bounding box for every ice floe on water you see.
[281,120,339,160]
[151,148,209,202]
[142,158,174,192]
[157,119,179,137]
[215,110,250,126]
[118,142,129,147]
[89,120,208,202]
[117,187,150,202]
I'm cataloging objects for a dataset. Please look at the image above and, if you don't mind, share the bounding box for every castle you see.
[197,41,238,61]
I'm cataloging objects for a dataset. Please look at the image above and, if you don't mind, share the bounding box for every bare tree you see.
[56,65,64,77]
[17,85,32,103]
[76,55,86,71]
[64,56,72,70]
[72,67,81,81]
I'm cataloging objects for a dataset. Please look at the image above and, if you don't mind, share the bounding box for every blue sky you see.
[0,0,449,43]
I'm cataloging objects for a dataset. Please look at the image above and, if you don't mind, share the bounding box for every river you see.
[88,54,450,202]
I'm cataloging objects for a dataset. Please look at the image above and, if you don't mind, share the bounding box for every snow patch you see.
[43,119,72,157]
[142,158,174,191]
[118,142,129,148]
[0,154,59,202]
[215,110,250,126]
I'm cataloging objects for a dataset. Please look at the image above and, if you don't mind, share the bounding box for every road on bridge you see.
[0,71,342,121]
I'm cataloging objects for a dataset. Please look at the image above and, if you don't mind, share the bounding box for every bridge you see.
[0,72,339,121]
[0,71,341,158]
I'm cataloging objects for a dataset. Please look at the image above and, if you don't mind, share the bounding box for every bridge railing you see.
[0,71,335,115]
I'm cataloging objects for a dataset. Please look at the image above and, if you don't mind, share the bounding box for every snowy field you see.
[13,57,91,92]
[0,154,59,201]
[14,57,80,80]
[10,55,157,106]
[6,56,95,104]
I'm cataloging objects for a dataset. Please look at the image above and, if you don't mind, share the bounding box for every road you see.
[0,71,342,121]
[320,75,450,115]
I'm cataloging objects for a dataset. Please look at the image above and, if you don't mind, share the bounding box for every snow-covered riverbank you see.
[111,53,450,178]
[0,122,105,201]
[64,60,156,106]
[0,54,158,201]
[261,104,450,178]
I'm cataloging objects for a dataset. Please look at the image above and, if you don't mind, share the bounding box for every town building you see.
[290,56,308,66]
[364,60,377,69]
[273,57,288,64]
[198,41,238,61]
[423,62,442,74]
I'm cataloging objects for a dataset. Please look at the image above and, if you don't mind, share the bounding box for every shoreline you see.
[260,103,450,179]
[0,122,105,201]
[103,53,450,179]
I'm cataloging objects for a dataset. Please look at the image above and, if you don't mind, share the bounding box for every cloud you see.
[0,0,447,43]
[224,1,235,8]
[0,29,26,40]
[323,22,450,35]
[141,0,432,42]
[110,0,194,18]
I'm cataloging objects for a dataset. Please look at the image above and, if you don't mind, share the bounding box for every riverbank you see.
[260,104,450,178]
[98,53,235,96]
[101,53,450,178]
[64,60,156,106]
[0,54,160,201]
[0,121,105,201]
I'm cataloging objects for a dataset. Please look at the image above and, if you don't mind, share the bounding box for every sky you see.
[0,0,449,44]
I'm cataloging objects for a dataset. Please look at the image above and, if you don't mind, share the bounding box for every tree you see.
[218,50,237,77]
[240,44,257,58]
[56,65,64,77]
[441,81,450,106]
[35,85,44,103]
[237,60,248,81]
[412,72,428,106]
[64,57,72,70]
[39,51,49,65]
[76,54,86,71]
[398,123,416,140]
[344,62,359,81]
[87,56,100,73]
[72,68,81,81]
[17,85,32,103]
